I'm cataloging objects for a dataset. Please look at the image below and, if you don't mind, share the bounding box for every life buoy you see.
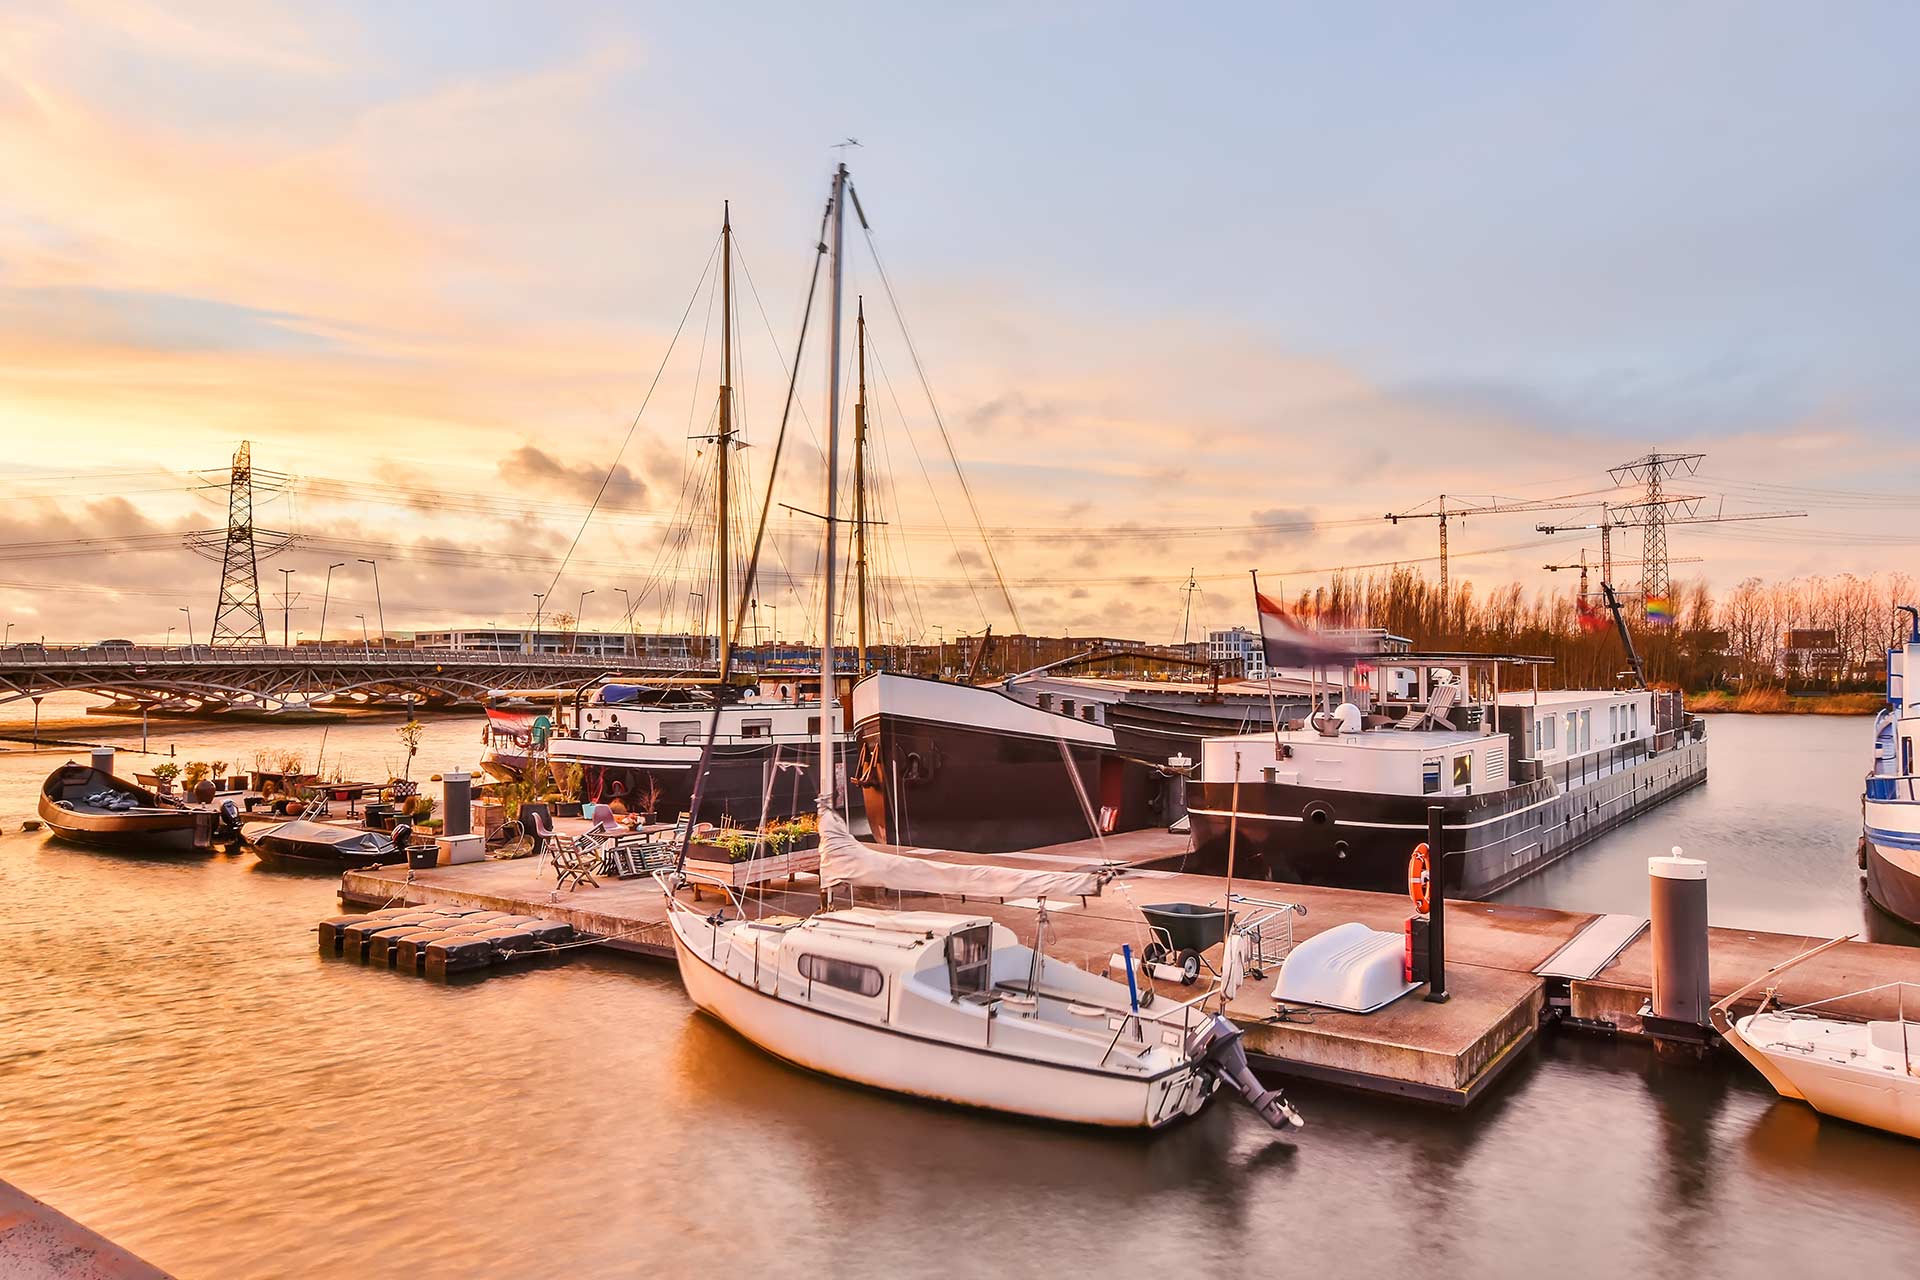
[1408,842,1432,914]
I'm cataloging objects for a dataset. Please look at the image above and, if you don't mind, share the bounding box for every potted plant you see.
[151,761,181,796]
[396,718,423,781]
[636,775,665,825]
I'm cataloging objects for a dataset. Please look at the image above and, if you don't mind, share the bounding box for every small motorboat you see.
[1713,936,1920,1142]
[244,813,413,872]
[38,761,239,854]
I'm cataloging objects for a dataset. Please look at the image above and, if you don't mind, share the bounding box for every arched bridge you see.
[0,644,718,713]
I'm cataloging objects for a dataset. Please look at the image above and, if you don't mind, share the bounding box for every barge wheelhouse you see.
[1173,654,1708,898]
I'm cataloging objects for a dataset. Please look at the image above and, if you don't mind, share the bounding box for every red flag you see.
[1256,590,1353,667]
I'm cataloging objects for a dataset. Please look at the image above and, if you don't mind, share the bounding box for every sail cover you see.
[818,807,1108,899]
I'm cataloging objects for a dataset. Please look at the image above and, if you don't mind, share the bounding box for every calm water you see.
[2,709,1918,1277]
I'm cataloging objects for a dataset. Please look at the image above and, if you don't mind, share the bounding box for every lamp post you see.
[532,593,545,655]
[31,694,42,748]
[279,567,295,647]
[179,607,193,647]
[358,559,385,648]
[3,622,11,645]
[574,589,594,654]
[166,625,174,646]
[319,561,345,645]
[356,613,368,652]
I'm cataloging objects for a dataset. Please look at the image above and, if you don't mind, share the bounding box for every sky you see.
[1,1,1916,646]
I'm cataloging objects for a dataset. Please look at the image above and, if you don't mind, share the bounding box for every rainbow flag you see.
[1645,595,1673,625]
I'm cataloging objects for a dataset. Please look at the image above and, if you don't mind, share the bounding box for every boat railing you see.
[1867,776,1920,801]
[558,726,823,747]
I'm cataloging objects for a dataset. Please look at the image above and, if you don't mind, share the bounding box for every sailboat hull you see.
[668,913,1209,1129]
[1730,1013,1920,1141]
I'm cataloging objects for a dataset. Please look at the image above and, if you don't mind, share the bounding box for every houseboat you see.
[1863,608,1920,928]
[546,678,846,825]
[1169,653,1708,898]
[852,669,1309,852]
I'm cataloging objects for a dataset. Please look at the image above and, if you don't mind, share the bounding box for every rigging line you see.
[864,335,991,630]
[850,185,1022,633]
[540,231,722,611]
[730,233,825,470]
[724,190,834,658]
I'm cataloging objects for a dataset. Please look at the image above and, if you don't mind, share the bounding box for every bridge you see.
[0,644,718,713]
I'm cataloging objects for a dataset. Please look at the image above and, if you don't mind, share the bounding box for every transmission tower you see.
[186,441,296,647]
[1608,452,1704,621]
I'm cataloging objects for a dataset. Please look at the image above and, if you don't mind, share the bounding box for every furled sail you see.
[818,806,1109,899]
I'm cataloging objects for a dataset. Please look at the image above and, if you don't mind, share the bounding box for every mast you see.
[854,296,869,676]
[716,202,734,682]
[820,163,847,809]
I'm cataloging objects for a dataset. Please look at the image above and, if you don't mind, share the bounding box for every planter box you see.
[683,844,821,892]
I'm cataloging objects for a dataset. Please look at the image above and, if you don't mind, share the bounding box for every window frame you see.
[798,953,884,998]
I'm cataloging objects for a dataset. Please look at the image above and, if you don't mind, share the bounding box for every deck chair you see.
[1396,681,1460,731]
[548,831,600,891]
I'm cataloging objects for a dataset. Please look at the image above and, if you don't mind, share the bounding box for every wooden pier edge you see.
[0,1178,170,1278]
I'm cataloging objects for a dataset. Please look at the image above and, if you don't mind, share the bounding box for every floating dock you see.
[339,826,1920,1108]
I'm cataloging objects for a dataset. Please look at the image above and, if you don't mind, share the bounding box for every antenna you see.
[1180,568,1200,646]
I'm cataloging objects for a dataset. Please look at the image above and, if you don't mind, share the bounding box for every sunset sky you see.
[1,2,1915,646]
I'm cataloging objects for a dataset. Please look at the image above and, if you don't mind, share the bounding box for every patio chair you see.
[547,831,600,891]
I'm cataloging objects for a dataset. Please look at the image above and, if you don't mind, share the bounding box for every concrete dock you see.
[339,826,1920,1108]
[0,1179,169,1278]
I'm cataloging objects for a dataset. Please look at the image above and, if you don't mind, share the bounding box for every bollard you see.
[1645,846,1710,1043]
[90,746,115,777]
[442,771,472,838]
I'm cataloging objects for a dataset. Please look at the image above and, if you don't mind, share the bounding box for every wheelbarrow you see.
[1138,902,1232,986]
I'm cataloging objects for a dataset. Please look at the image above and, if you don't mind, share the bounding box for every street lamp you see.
[319,562,345,645]
[279,567,296,647]
[356,613,368,651]
[179,607,194,647]
[573,589,594,653]
[532,592,546,654]
[358,559,385,649]
[166,625,174,646]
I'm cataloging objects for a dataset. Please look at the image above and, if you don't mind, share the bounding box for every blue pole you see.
[1121,943,1141,1014]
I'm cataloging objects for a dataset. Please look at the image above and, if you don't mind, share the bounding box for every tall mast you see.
[853,296,869,676]
[819,163,847,809]
[716,202,734,682]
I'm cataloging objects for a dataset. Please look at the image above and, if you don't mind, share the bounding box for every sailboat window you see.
[947,925,993,999]
[1082,705,1097,722]
[660,721,700,744]
[798,954,883,997]
[1037,693,1053,712]
[1061,699,1076,718]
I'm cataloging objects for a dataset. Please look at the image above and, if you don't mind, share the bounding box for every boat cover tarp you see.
[596,684,642,705]
[818,806,1107,899]
[256,820,392,853]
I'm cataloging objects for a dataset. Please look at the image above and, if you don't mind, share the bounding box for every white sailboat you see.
[1712,936,1920,1142]
[655,164,1303,1133]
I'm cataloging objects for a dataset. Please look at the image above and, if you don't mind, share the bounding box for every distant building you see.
[405,628,704,665]
[1208,627,1265,679]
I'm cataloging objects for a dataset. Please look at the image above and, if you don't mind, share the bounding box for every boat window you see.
[1609,705,1619,742]
[1422,758,1441,794]
[1565,712,1578,754]
[1081,704,1097,722]
[1452,754,1472,789]
[798,954,883,997]
[1037,693,1053,712]
[806,716,821,736]
[1061,699,1075,718]
[1538,716,1556,751]
[946,925,993,999]
[1580,710,1591,753]
[740,718,773,739]
[1904,737,1913,776]
[660,720,700,744]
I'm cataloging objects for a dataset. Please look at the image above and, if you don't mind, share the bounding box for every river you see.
[1,708,1916,1277]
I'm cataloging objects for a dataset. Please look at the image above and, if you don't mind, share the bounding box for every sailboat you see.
[655,164,1303,1132]
[544,204,846,824]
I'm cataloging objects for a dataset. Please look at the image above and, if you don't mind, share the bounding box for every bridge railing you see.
[0,643,720,669]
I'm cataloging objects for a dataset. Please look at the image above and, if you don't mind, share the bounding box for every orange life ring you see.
[1407,842,1432,914]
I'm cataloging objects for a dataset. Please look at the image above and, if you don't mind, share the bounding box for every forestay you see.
[818,807,1108,898]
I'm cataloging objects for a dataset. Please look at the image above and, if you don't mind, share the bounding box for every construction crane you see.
[1537,501,1804,620]
[1384,492,1629,600]
[1544,550,1701,602]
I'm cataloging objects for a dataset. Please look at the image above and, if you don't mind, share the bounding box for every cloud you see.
[498,444,649,503]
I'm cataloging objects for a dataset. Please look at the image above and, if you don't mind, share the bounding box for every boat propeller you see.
[1190,1014,1304,1130]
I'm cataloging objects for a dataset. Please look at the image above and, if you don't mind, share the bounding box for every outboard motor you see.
[1188,1014,1304,1130]
[391,822,414,855]
[215,799,242,839]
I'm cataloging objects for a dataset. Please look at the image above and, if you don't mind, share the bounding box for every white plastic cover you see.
[1273,921,1417,1014]
[818,807,1108,899]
